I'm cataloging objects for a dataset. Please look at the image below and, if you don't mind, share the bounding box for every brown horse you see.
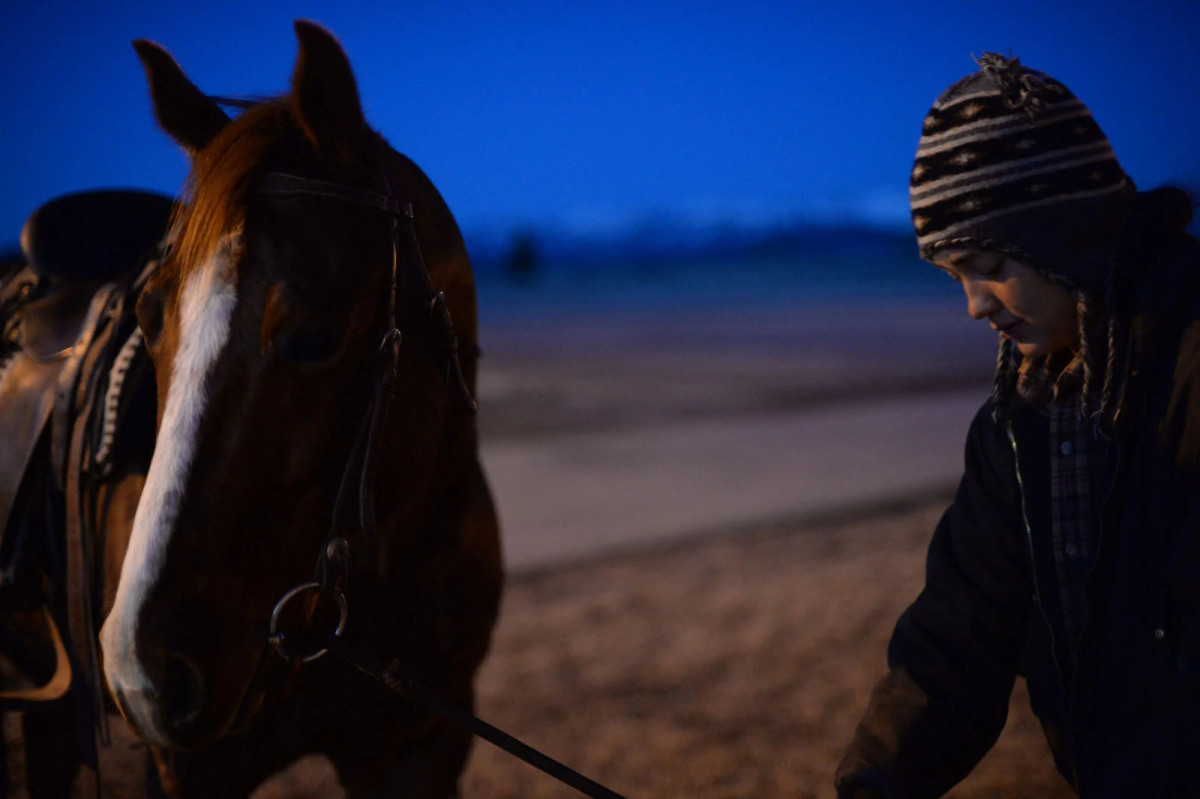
[80,20,502,797]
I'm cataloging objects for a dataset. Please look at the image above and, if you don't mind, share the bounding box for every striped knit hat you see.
[910,53,1134,296]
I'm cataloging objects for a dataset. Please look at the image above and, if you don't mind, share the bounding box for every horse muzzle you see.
[101,618,228,750]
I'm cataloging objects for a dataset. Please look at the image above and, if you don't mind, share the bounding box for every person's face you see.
[933,248,1079,359]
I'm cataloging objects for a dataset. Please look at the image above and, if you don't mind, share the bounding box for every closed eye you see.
[974,256,1005,278]
[935,253,1005,283]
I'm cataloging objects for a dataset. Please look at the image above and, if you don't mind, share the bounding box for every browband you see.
[255,172,412,220]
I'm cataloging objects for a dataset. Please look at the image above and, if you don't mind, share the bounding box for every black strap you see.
[314,329,401,595]
[256,172,412,220]
[253,171,475,413]
[254,170,583,794]
[254,169,477,594]
[328,636,627,799]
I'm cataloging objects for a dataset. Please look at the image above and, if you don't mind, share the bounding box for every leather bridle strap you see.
[253,172,628,799]
[256,171,410,218]
[255,171,476,414]
[255,173,402,602]
[254,169,474,618]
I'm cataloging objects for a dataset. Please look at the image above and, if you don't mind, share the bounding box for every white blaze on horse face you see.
[100,230,241,738]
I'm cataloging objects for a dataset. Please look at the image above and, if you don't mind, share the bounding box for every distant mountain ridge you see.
[465,217,918,276]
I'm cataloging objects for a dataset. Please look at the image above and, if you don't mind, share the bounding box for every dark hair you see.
[1089,186,1195,431]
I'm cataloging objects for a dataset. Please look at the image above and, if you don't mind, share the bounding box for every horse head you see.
[99,21,488,752]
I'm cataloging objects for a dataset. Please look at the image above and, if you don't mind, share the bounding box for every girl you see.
[836,53,1200,798]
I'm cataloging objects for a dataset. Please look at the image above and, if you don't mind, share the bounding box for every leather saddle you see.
[0,188,172,709]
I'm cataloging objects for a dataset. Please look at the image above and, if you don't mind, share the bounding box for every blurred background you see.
[2,3,1199,795]
[3,1,1199,286]
[5,3,1197,527]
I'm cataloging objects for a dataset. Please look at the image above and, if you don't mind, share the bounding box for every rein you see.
[257,172,627,799]
[328,634,627,799]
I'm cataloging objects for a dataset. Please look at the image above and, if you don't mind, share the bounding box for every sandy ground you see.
[247,498,1073,799]
[476,297,998,570]
[6,294,1075,796]
[5,501,1075,798]
[455,498,1074,799]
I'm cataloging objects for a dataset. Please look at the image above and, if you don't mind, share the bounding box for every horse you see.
[0,20,503,797]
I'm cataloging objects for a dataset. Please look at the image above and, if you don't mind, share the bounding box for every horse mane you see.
[169,100,291,274]
[165,91,479,381]
[169,97,392,276]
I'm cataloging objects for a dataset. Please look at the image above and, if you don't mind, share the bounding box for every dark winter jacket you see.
[836,232,1200,798]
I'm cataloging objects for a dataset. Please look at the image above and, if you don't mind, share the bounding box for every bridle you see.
[254,169,475,659]
[248,170,626,799]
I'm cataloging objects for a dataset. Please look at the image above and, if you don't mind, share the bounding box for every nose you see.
[159,651,206,733]
[103,597,215,747]
[105,648,208,748]
[962,277,1000,320]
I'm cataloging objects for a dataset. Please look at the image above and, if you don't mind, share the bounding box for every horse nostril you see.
[160,652,205,731]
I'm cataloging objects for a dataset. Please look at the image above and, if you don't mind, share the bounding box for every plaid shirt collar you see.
[1016,348,1095,651]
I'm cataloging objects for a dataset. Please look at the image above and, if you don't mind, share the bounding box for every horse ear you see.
[132,39,230,155]
[290,20,367,159]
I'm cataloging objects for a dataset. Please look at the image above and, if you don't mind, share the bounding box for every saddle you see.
[0,189,171,718]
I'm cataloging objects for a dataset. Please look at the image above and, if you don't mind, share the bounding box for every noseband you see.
[253,169,475,661]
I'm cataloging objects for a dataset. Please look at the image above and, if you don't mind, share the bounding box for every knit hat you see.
[910,53,1134,296]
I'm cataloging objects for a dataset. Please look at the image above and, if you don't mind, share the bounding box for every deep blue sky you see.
[3,1,1199,243]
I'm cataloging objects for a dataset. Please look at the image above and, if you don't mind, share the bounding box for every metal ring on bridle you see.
[268,582,348,663]
[379,328,402,352]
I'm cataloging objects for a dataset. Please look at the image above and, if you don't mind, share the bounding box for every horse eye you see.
[136,287,166,347]
[277,327,342,366]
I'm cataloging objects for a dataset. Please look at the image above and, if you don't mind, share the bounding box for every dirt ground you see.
[6,497,1073,798]
[255,497,1073,799]
[5,299,1061,797]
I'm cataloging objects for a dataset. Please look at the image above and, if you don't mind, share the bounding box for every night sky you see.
[3,1,1199,242]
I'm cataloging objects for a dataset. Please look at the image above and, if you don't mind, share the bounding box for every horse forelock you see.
[172,100,292,279]
[172,99,401,280]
